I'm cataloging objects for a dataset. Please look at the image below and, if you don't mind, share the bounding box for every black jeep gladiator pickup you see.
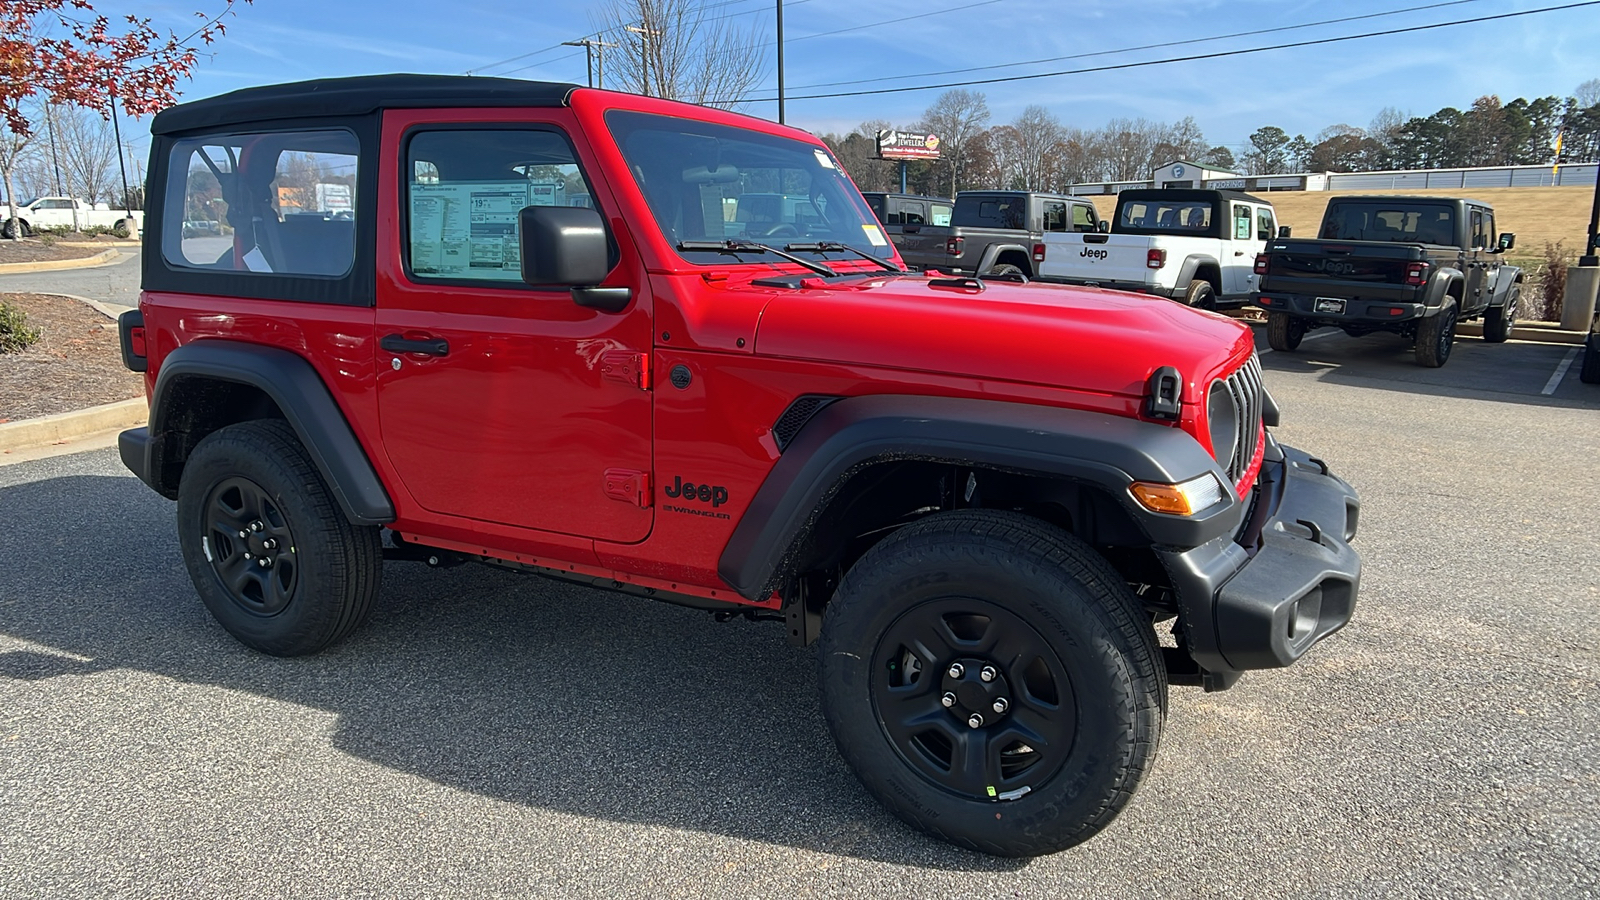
[897,190,1101,276]
[1254,195,1522,367]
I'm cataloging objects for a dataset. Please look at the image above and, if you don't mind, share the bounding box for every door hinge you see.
[601,350,650,390]
[603,468,651,508]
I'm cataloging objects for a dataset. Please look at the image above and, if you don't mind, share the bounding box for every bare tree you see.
[1576,78,1600,109]
[595,0,766,110]
[1001,105,1064,191]
[0,119,35,240]
[918,89,989,196]
[54,106,118,205]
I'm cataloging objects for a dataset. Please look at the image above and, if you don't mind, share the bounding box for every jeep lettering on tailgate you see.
[118,74,1361,858]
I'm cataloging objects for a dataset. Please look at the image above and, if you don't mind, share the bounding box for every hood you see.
[751,275,1255,400]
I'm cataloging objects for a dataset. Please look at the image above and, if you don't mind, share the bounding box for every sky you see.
[111,0,1600,163]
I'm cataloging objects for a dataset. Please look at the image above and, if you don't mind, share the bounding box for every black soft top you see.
[1116,188,1268,205]
[152,74,580,135]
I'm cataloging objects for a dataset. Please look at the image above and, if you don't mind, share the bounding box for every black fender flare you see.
[1420,267,1464,312]
[1174,255,1221,296]
[975,243,1033,275]
[141,340,395,525]
[717,394,1241,601]
[1488,265,1523,306]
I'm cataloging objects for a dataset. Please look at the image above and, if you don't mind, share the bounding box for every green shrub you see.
[39,224,73,236]
[37,232,55,247]
[1536,241,1571,323]
[0,301,42,353]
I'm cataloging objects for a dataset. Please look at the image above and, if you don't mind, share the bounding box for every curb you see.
[0,248,119,274]
[56,240,140,248]
[0,397,146,453]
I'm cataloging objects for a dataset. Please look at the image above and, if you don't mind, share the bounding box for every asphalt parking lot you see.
[2,325,1598,898]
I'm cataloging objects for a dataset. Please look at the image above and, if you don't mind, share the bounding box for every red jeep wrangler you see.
[118,75,1361,856]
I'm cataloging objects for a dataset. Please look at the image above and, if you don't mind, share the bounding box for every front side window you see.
[1470,210,1490,249]
[606,110,891,263]
[1256,207,1276,241]
[1071,203,1096,232]
[405,129,596,283]
[164,129,358,276]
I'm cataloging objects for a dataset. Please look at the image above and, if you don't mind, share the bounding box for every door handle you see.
[380,334,449,356]
[1234,251,1245,256]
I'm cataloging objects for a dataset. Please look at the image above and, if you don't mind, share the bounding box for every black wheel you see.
[1580,332,1600,385]
[176,419,382,656]
[1183,279,1216,309]
[1415,300,1458,368]
[819,510,1166,857]
[985,262,1026,279]
[1266,311,1306,351]
[1482,285,1518,344]
[2,218,27,239]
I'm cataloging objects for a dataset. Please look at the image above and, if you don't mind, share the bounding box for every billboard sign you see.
[877,130,942,161]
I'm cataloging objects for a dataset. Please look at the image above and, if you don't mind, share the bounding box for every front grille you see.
[1222,355,1264,483]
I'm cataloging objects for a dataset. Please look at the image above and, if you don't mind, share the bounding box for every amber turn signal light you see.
[1130,475,1224,516]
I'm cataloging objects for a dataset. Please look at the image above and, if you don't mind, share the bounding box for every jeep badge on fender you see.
[120,74,1360,859]
[664,476,728,508]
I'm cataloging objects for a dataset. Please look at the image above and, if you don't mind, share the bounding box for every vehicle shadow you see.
[1256,329,1600,410]
[0,472,1027,873]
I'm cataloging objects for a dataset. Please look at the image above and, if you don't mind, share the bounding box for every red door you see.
[373,109,654,543]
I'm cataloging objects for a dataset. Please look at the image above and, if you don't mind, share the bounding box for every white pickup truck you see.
[1036,189,1279,307]
[3,196,143,238]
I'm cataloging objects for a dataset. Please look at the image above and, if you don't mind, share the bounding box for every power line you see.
[725,0,1600,103]
[494,49,587,78]
[787,0,1004,42]
[792,0,1489,90]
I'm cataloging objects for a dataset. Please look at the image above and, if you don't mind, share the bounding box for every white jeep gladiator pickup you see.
[1037,188,1278,307]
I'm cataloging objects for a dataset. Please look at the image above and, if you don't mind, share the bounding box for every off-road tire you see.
[818,509,1166,857]
[1415,299,1458,368]
[1482,285,1518,344]
[1266,311,1305,351]
[1,218,29,239]
[1580,332,1600,385]
[1183,279,1216,309]
[985,262,1027,279]
[176,419,382,656]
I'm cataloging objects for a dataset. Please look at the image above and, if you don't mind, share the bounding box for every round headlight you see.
[1207,380,1239,467]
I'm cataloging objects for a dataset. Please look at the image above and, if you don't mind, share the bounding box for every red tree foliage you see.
[1,0,251,134]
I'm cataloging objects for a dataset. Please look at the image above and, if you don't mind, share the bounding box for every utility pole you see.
[562,37,617,89]
[776,0,785,124]
[626,24,660,97]
[109,90,133,217]
[43,103,76,231]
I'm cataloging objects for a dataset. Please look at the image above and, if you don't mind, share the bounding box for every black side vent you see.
[771,395,840,450]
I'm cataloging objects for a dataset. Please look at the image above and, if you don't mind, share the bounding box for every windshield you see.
[1321,201,1455,244]
[605,110,892,264]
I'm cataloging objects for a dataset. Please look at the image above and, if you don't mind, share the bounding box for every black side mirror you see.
[1278,225,1292,238]
[519,206,630,312]
[1498,232,1516,251]
[1096,219,1110,234]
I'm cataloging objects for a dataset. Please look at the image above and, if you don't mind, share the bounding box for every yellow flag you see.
[1552,130,1563,176]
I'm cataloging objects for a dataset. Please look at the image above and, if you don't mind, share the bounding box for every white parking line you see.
[1542,348,1580,395]
[1258,328,1340,356]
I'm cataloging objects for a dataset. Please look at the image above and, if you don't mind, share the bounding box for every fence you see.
[1069,163,1599,195]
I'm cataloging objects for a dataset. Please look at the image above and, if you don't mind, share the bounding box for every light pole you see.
[625,24,660,97]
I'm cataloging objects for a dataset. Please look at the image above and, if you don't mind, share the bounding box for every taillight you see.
[118,309,147,372]
[1147,248,1167,269]
[1032,243,1046,262]
[1404,261,1429,286]
[1254,253,1269,275]
[946,236,964,256]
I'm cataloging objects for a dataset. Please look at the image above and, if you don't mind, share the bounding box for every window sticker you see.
[814,149,837,169]
[410,181,530,279]
[862,224,888,246]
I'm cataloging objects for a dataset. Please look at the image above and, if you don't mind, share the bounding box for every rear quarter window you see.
[162,129,359,277]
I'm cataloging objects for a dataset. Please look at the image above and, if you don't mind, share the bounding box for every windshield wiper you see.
[784,241,905,273]
[676,239,837,277]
